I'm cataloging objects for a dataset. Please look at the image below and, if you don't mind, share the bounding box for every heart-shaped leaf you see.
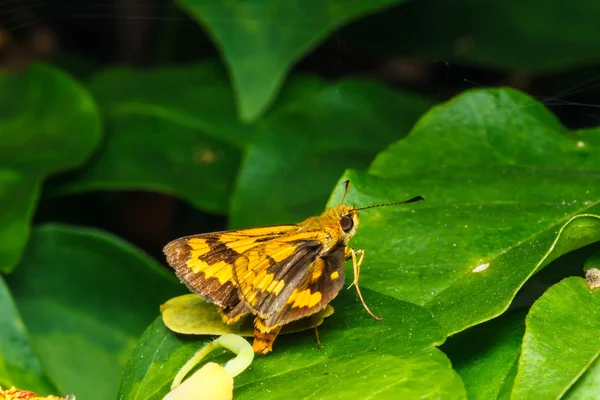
[119,289,466,399]
[327,88,600,336]
[5,224,186,400]
[512,277,600,399]
[176,0,407,121]
[0,64,101,273]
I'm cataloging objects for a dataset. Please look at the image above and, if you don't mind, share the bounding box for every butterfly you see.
[163,181,423,354]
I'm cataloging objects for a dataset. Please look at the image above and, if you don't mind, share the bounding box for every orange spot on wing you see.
[273,280,285,295]
[287,288,322,308]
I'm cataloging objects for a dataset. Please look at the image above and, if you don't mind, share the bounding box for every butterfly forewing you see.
[163,225,298,310]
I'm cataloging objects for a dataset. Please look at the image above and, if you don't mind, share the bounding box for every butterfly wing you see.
[163,225,298,315]
[233,233,347,327]
[262,244,346,328]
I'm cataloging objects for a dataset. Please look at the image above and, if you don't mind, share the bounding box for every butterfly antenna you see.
[356,196,424,211]
[339,180,351,205]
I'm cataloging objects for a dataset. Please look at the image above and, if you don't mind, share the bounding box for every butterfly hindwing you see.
[232,232,347,327]
[264,244,346,328]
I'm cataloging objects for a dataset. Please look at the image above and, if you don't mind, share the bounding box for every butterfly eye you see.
[339,215,354,233]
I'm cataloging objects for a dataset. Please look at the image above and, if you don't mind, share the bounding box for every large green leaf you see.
[511,277,600,399]
[5,224,185,400]
[119,289,466,399]
[176,0,406,121]
[0,64,101,273]
[326,88,600,336]
[0,275,56,394]
[49,61,251,214]
[343,0,600,72]
[442,311,525,400]
[229,78,432,228]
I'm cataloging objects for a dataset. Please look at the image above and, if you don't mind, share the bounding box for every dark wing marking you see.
[261,243,347,328]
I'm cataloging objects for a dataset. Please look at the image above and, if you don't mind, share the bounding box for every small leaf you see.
[511,277,600,399]
[176,0,408,120]
[0,64,101,272]
[0,275,56,395]
[49,61,251,214]
[161,294,334,336]
[120,289,466,399]
[229,77,432,228]
[6,224,185,400]
[442,311,525,400]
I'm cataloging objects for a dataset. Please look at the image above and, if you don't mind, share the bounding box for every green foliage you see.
[120,291,465,399]
[343,0,600,72]
[0,64,101,273]
[1,1,600,399]
[512,277,600,399]
[176,0,406,121]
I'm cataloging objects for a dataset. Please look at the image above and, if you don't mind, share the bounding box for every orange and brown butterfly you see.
[163,181,423,354]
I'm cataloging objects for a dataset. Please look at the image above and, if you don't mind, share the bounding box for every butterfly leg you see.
[346,248,383,321]
[252,317,282,355]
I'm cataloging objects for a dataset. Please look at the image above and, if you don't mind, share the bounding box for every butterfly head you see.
[333,180,424,242]
[333,204,360,241]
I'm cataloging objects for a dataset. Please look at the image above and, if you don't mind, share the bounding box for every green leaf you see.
[575,126,600,148]
[344,0,600,72]
[176,0,407,121]
[327,88,600,335]
[0,275,56,394]
[442,311,525,400]
[230,77,432,228]
[563,357,600,400]
[119,289,466,399]
[49,61,252,214]
[511,277,600,399]
[5,224,185,400]
[0,64,101,273]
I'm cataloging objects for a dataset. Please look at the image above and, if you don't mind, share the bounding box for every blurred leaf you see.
[49,61,253,214]
[177,0,407,121]
[0,63,101,273]
[343,0,600,72]
[119,289,466,399]
[575,126,600,148]
[564,357,600,400]
[0,275,56,395]
[230,77,433,228]
[442,311,525,400]
[5,224,185,400]
[512,277,600,399]
[327,88,600,336]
